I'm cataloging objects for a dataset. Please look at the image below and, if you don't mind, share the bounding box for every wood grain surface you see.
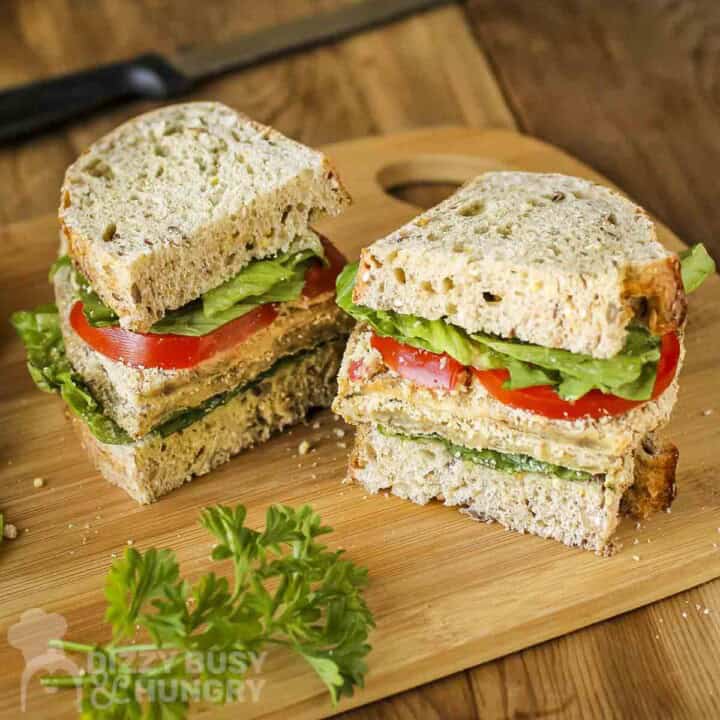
[0,2,718,718]
[1,127,719,720]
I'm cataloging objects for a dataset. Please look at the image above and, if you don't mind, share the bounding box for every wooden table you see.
[1,2,718,717]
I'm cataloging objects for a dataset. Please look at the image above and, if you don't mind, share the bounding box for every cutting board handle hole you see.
[377,154,511,210]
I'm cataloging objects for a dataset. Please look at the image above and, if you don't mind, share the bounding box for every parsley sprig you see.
[42,504,374,718]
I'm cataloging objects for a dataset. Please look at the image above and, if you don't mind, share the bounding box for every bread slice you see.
[54,264,351,438]
[59,102,351,332]
[74,338,344,503]
[353,172,685,359]
[348,425,678,554]
[332,325,679,473]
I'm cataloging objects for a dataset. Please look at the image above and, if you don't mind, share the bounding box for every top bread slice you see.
[59,102,351,332]
[353,172,686,359]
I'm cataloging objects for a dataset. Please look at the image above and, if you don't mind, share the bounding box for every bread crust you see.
[624,255,687,335]
[621,434,678,518]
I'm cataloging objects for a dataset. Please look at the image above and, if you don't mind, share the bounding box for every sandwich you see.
[332,172,714,553]
[12,102,352,503]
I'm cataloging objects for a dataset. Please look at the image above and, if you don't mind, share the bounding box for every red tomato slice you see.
[370,334,467,391]
[369,331,680,420]
[71,237,347,370]
[70,301,278,370]
[302,237,347,299]
[473,331,680,420]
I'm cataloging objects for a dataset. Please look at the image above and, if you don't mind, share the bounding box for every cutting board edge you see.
[1,125,718,720]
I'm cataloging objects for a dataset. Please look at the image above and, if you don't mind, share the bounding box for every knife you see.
[0,0,453,144]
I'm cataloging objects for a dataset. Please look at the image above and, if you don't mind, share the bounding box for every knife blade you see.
[0,0,454,144]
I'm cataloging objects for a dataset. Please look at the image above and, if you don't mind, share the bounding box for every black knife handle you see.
[0,53,193,144]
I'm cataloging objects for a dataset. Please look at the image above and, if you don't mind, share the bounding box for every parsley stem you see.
[48,639,96,653]
[49,639,165,656]
[41,675,95,687]
[108,643,163,655]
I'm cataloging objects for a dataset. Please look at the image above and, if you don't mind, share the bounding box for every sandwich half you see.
[333,172,714,553]
[13,102,352,502]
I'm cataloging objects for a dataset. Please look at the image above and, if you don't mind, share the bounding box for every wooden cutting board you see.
[0,127,718,720]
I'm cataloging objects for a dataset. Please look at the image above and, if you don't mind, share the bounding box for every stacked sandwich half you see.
[13,102,352,503]
[333,172,713,553]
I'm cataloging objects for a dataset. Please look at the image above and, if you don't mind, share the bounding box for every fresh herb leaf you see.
[337,262,663,401]
[43,504,374,717]
[377,426,594,482]
[680,243,715,294]
[105,547,183,641]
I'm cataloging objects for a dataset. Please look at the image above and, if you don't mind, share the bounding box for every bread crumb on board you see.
[33,477,45,488]
[3,523,18,540]
[298,440,311,456]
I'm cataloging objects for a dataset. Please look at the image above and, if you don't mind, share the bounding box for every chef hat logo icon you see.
[7,608,82,713]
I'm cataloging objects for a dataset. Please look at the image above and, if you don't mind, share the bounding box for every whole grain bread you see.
[348,424,678,554]
[75,338,344,503]
[60,102,351,331]
[332,325,680,473]
[353,172,685,358]
[54,265,351,438]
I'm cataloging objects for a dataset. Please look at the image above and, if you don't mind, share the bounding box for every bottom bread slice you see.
[348,425,677,554]
[75,339,345,503]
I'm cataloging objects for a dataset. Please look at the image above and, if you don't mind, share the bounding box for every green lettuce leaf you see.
[378,426,594,482]
[470,325,661,401]
[202,237,325,317]
[73,271,120,327]
[336,262,498,368]
[56,238,326,337]
[680,243,715,293]
[148,301,259,336]
[337,262,663,402]
[48,255,72,281]
[10,305,131,444]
